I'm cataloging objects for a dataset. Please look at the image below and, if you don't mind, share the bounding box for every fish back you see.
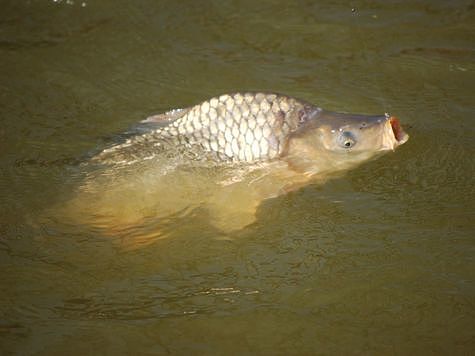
[154,92,306,162]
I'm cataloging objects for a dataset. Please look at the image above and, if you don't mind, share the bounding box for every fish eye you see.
[338,131,356,149]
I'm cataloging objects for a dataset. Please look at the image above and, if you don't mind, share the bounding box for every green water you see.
[1,0,474,354]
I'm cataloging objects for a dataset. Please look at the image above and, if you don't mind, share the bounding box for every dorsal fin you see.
[141,108,189,124]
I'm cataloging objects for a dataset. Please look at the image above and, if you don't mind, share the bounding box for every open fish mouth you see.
[389,116,409,146]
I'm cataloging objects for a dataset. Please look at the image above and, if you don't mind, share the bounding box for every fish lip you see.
[388,116,409,146]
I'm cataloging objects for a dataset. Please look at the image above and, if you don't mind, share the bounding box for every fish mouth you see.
[388,116,409,146]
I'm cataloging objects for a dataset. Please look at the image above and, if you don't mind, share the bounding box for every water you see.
[1,0,474,354]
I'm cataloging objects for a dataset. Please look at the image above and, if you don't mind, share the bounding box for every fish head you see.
[284,109,409,175]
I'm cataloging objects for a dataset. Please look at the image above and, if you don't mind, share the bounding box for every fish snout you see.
[384,115,409,150]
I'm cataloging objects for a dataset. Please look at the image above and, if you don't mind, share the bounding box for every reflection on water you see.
[1,0,474,354]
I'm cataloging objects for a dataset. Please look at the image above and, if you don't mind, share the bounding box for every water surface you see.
[1,0,474,354]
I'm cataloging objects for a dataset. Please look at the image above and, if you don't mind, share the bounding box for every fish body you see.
[65,92,409,248]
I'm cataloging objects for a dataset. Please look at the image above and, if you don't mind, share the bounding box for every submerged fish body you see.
[66,92,409,248]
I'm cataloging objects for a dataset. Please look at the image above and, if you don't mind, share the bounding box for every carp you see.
[63,92,409,248]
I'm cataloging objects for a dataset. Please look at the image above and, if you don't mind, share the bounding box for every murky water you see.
[1,0,474,354]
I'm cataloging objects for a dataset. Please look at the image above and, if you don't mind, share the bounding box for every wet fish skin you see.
[145,92,312,162]
[93,92,408,177]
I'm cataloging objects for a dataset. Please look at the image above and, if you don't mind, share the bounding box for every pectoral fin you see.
[207,200,259,234]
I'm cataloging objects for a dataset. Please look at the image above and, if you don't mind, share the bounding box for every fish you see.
[60,92,409,248]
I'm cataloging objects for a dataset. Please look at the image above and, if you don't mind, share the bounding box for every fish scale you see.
[90,92,318,165]
[151,92,308,162]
